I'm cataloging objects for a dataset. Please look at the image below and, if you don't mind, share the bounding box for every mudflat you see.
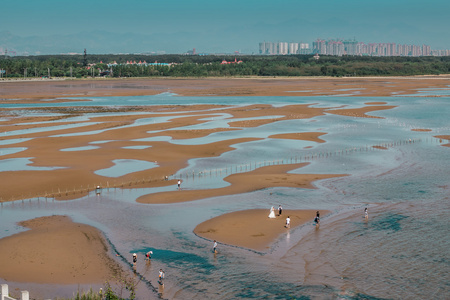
[0,215,124,284]
[1,76,450,100]
[1,76,449,289]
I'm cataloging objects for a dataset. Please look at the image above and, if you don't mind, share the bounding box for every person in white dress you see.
[268,206,276,218]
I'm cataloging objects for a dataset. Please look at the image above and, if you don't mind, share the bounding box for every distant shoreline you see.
[1,75,450,101]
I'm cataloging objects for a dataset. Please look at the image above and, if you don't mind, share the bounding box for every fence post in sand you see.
[21,291,29,300]
[1,283,8,300]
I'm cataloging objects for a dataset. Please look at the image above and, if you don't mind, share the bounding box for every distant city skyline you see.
[1,0,449,55]
[259,39,450,57]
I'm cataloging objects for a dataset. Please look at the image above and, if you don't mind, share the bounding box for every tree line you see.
[1,54,449,78]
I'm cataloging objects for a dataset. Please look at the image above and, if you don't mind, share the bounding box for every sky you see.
[1,0,449,55]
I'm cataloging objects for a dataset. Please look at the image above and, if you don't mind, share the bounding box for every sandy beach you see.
[137,163,347,204]
[1,101,387,203]
[1,76,450,100]
[194,209,329,251]
[0,215,124,284]
[0,76,448,294]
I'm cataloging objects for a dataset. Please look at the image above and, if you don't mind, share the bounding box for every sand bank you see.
[412,128,432,132]
[137,163,347,204]
[0,215,125,284]
[1,76,450,101]
[1,102,377,203]
[194,209,329,251]
[435,135,450,147]
[269,132,327,143]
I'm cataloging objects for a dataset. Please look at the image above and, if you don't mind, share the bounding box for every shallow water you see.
[94,159,158,177]
[0,94,449,299]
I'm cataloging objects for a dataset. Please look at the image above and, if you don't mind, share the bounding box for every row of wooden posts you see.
[0,137,427,203]
[175,138,423,180]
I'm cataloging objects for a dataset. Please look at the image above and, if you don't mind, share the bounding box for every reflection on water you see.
[0,157,66,172]
[60,145,99,151]
[94,159,158,177]
[122,145,152,150]
[0,94,449,299]
[0,147,27,156]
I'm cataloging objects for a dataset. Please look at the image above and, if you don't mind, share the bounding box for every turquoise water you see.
[94,159,158,177]
[0,94,449,299]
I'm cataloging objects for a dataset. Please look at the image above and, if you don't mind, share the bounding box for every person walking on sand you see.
[278,205,283,216]
[364,208,368,219]
[314,215,320,228]
[213,240,218,253]
[159,269,165,284]
[285,216,291,228]
[132,253,137,265]
[177,179,181,190]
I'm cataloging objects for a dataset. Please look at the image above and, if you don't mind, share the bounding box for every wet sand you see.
[0,76,446,289]
[435,135,450,147]
[0,215,124,284]
[1,76,450,100]
[194,209,329,251]
[1,103,381,202]
[137,163,347,204]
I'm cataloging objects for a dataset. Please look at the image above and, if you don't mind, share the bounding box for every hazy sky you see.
[1,0,449,54]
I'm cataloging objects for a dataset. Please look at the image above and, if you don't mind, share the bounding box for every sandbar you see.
[194,209,328,251]
[0,215,125,284]
[435,135,450,147]
[0,76,446,296]
[1,76,450,100]
[137,163,347,204]
[1,102,374,202]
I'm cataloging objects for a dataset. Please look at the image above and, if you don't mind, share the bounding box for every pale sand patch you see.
[1,76,450,101]
[137,163,347,204]
[269,132,327,143]
[0,215,125,284]
[326,105,397,118]
[412,128,432,132]
[365,102,388,105]
[194,209,329,251]
[435,135,450,147]
[373,146,388,150]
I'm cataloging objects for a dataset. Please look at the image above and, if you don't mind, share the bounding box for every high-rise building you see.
[313,39,327,54]
[343,39,358,55]
[259,39,440,57]
[288,42,299,54]
[278,42,288,55]
[422,44,431,56]
[326,40,345,56]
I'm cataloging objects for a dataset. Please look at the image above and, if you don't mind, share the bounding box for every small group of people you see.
[268,205,283,218]
[270,206,318,229]
[132,251,164,286]
[133,251,153,264]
